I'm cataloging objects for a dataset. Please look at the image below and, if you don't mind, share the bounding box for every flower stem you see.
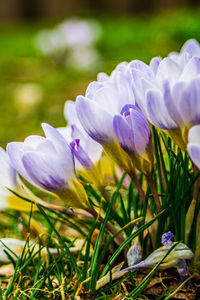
[146,174,161,211]
[128,170,146,204]
[99,186,110,202]
[35,198,94,218]
[128,170,153,217]
[88,206,125,245]
[192,163,200,203]
[67,208,93,218]
[185,163,200,242]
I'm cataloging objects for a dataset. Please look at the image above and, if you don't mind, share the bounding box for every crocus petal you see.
[127,239,142,267]
[177,259,189,282]
[71,124,87,146]
[37,140,58,155]
[188,125,200,144]
[93,84,122,115]
[181,39,200,57]
[172,78,200,126]
[129,60,154,77]
[156,57,181,83]
[123,242,194,272]
[7,142,36,186]
[131,69,157,116]
[0,147,16,189]
[127,40,200,149]
[163,80,184,127]
[71,124,103,166]
[8,123,75,194]
[187,144,200,169]
[128,108,152,155]
[120,104,141,115]
[42,123,67,147]
[64,100,80,125]
[59,123,103,173]
[23,135,46,149]
[97,72,109,82]
[161,232,174,246]
[117,105,152,156]
[42,123,73,159]
[146,89,178,130]
[179,57,200,81]
[57,126,73,143]
[22,152,69,192]
[113,114,135,154]
[149,57,161,74]
[83,138,103,164]
[64,100,86,133]
[86,81,103,98]
[23,136,58,156]
[70,139,94,170]
[0,147,17,210]
[130,68,156,94]
[114,71,135,107]
[187,125,200,168]
[112,61,129,75]
[106,61,129,81]
[76,95,115,143]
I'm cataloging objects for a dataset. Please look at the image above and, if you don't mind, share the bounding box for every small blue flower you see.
[161,231,174,246]
[122,234,193,283]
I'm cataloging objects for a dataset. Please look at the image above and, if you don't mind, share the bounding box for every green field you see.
[0,9,200,146]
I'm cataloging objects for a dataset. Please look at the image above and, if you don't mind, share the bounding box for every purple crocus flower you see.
[161,231,174,246]
[0,147,16,208]
[129,39,200,150]
[161,232,190,282]
[122,232,193,282]
[75,64,149,173]
[113,104,153,174]
[187,125,200,168]
[57,100,110,187]
[177,259,190,282]
[0,147,41,211]
[169,39,200,65]
[0,147,28,211]
[97,62,129,82]
[127,222,142,267]
[63,100,103,170]
[7,123,89,209]
[76,63,135,146]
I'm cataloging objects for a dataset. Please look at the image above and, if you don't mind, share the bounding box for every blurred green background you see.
[0,6,200,147]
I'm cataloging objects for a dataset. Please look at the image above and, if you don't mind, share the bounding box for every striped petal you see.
[113,114,135,154]
[187,125,200,168]
[7,142,36,187]
[172,78,200,126]
[76,95,115,144]
[146,89,178,130]
[22,152,69,192]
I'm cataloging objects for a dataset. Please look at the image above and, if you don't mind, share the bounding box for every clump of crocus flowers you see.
[35,18,101,72]
[1,39,200,286]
